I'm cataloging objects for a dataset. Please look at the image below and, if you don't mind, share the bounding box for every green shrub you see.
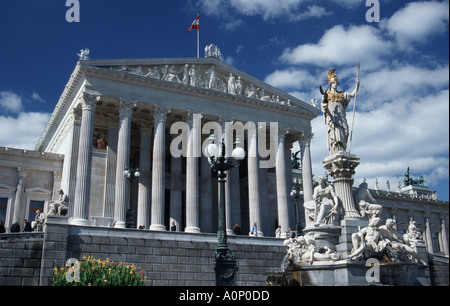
[52,256,146,286]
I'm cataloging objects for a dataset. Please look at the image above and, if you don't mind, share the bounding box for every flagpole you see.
[197,24,200,58]
[197,12,200,58]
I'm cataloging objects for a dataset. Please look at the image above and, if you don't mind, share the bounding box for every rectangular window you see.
[432,232,441,253]
[28,200,44,222]
[0,197,7,224]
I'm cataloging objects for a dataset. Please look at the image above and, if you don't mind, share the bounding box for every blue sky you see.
[0,0,449,201]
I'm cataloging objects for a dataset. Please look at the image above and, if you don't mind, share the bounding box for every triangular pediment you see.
[78,57,320,116]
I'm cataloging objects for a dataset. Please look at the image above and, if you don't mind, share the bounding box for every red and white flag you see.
[186,14,199,32]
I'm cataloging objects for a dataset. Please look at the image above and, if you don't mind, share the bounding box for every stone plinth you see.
[279,260,428,286]
[336,218,369,257]
[303,225,341,252]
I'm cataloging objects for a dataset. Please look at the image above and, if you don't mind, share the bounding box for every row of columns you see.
[69,93,315,236]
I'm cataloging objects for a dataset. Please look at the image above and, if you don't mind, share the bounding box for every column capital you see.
[71,108,82,124]
[119,98,137,117]
[278,128,289,142]
[81,92,98,111]
[153,105,170,122]
[17,167,29,178]
[299,131,314,146]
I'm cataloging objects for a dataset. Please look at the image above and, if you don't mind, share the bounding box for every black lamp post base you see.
[214,249,238,286]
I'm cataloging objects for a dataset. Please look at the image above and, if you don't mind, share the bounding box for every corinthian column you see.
[247,125,263,236]
[113,99,136,228]
[71,93,97,226]
[276,128,290,238]
[185,112,202,233]
[299,132,314,202]
[137,119,152,229]
[150,106,170,231]
[13,167,28,225]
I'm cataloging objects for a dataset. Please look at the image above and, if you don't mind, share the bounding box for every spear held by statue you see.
[348,62,360,154]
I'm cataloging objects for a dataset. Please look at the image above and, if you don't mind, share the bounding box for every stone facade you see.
[21,56,319,237]
[0,147,64,230]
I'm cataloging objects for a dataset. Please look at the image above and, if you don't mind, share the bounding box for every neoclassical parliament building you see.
[0,49,448,286]
[1,51,320,236]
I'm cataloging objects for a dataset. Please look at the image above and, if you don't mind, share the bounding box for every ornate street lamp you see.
[123,167,140,228]
[205,134,245,286]
[290,184,303,235]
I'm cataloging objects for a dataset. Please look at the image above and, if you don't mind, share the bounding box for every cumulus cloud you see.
[308,88,449,193]
[385,0,449,49]
[264,68,318,90]
[0,112,50,150]
[279,24,392,68]
[359,64,449,110]
[0,91,23,113]
[31,92,46,103]
[194,0,331,23]
[0,90,50,150]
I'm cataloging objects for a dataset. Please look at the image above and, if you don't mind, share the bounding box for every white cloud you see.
[359,64,449,110]
[385,0,449,49]
[0,91,23,113]
[264,68,318,90]
[194,0,331,22]
[309,89,449,193]
[280,24,392,68]
[0,112,50,150]
[296,5,332,20]
[31,92,46,103]
[229,0,306,20]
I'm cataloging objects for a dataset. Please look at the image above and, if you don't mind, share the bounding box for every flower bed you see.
[52,256,146,286]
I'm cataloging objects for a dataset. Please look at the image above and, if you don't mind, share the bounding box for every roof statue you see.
[77,48,90,60]
[403,167,427,187]
[205,44,222,60]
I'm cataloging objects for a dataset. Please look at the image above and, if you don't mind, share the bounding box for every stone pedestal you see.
[280,260,428,286]
[336,218,369,257]
[303,226,341,252]
[323,152,360,219]
[323,152,363,256]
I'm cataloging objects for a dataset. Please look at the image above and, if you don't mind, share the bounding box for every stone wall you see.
[1,215,286,286]
[1,215,449,286]
[427,254,449,286]
[63,221,286,286]
[0,233,43,286]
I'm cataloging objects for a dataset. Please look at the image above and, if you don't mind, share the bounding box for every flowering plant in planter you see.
[52,256,146,286]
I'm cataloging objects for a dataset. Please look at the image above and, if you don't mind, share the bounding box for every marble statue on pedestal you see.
[31,210,45,231]
[304,176,341,227]
[48,189,69,216]
[320,69,359,155]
